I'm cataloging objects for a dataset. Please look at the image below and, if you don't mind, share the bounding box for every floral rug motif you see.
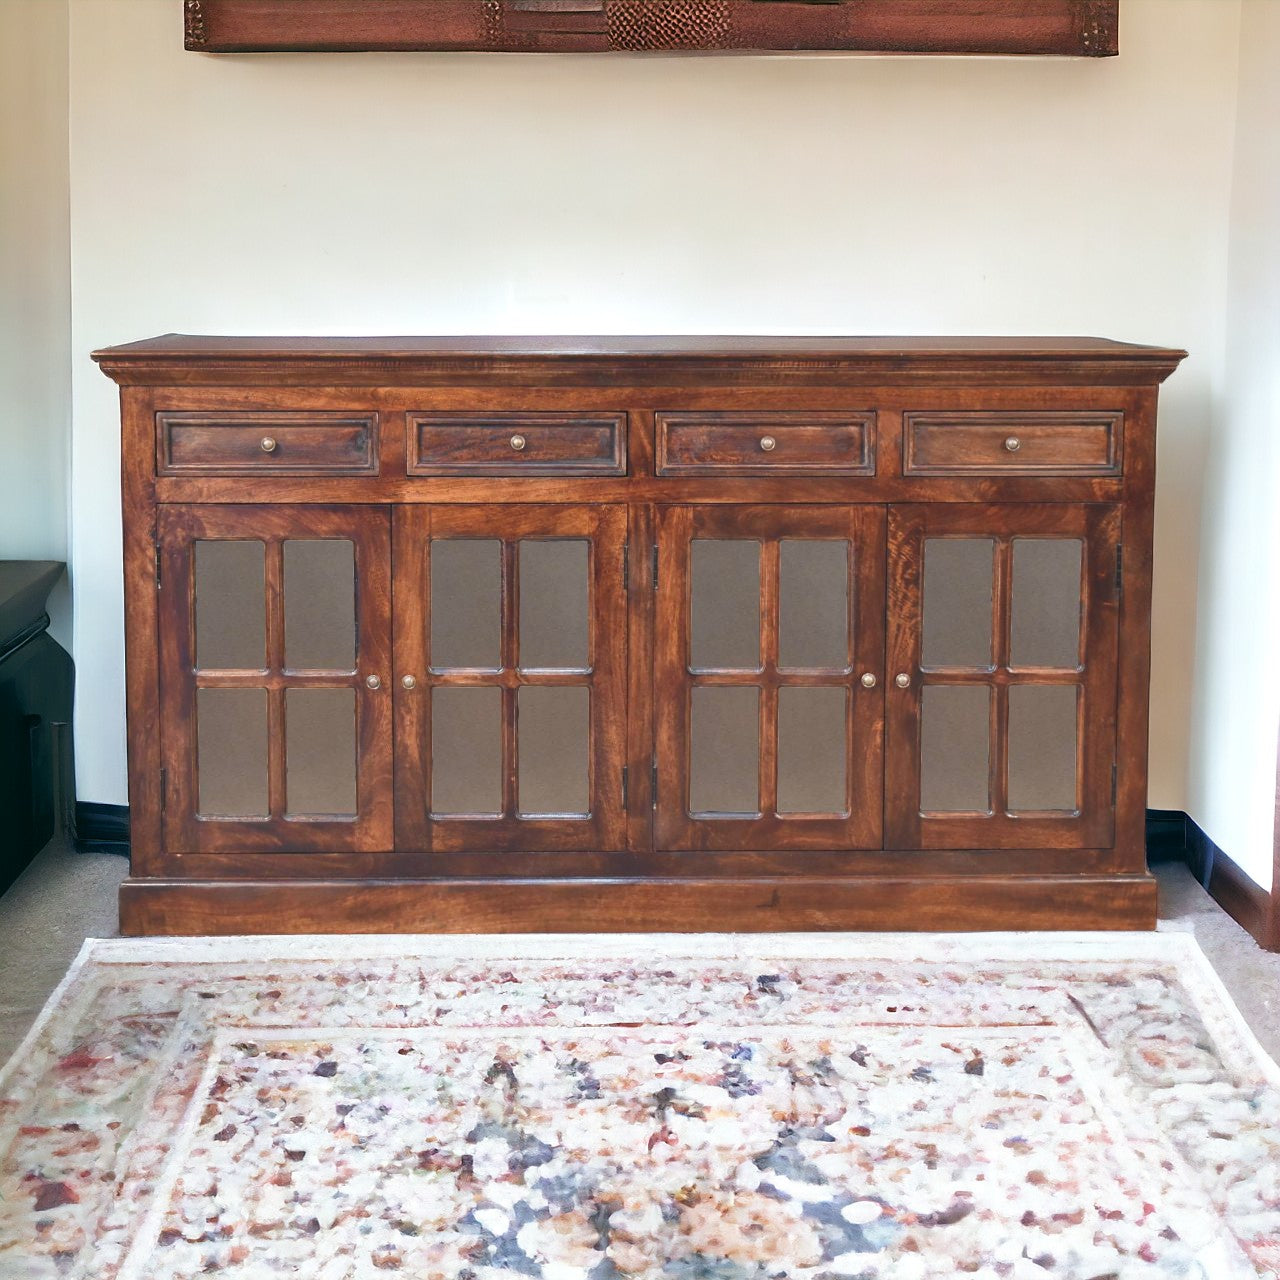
[0,933,1277,1279]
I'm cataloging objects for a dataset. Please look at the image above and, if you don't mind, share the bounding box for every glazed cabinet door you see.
[654,505,886,852]
[885,504,1120,850]
[394,505,628,854]
[157,505,393,853]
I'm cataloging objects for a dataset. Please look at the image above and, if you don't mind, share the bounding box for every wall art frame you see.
[183,1,1119,57]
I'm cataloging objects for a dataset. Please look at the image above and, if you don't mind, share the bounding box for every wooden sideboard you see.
[94,336,1185,935]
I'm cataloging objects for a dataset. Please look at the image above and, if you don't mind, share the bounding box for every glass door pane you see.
[431,687,502,817]
[285,688,357,816]
[691,539,760,670]
[922,538,993,668]
[430,540,501,671]
[518,686,590,816]
[1008,685,1078,812]
[195,540,265,670]
[920,686,990,813]
[779,540,850,670]
[519,540,589,671]
[777,686,847,815]
[1011,539,1083,669]
[284,539,355,671]
[196,688,268,817]
[690,686,759,816]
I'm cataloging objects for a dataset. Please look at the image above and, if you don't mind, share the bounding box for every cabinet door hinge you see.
[621,765,629,808]
[652,545,659,590]
[1114,545,1123,599]
[155,545,163,589]
[651,757,658,808]
[622,542,629,591]
[1111,762,1118,805]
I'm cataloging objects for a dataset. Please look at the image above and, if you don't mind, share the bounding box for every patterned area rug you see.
[1,933,1277,1279]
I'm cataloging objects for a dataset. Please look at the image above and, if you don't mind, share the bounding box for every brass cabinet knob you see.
[1003,436,1021,452]
[860,672,878,688]
[759,435,777,452]
[260,436,278,453]
[401,674,417,690]
[365,674,382,690]
[894,672,912,688]
[510,434,527,451]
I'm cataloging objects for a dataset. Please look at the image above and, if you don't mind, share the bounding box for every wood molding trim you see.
[183,1,1119,57]
[118,874,1156,936]
[1175,809,1278,953]
[83,803,1278,949]
[1206,847,1275,951]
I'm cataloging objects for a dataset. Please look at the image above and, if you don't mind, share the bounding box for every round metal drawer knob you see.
[510,434,527,451]
[894,672,912,689]
[260,436,278,453]
[1003,436,1021,452]
[860,672,878,689]
[401,674,417,690]
[365,674,382,690]
[759,435,777,452]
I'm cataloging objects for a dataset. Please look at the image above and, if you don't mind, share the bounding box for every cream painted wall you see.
[1188,0,1280,891]
[68,0,1239,811]
[1,0,71,641]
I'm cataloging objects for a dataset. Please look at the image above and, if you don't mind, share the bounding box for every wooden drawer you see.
[158,412,377,476]
[408,412,626,476]
[656,412,875,476]
[903,411,1122,476]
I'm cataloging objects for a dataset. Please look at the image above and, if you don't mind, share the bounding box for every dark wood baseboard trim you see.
[74,802,130,856]
[1149,808,1277,952]
[118,874,1157,936]
[1205,846,1276,950]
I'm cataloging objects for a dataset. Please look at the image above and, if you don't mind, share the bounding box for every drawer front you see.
[656,412,875,476]
[158,412,378,476]
[903,411,1122,476]
[409,412,626,476]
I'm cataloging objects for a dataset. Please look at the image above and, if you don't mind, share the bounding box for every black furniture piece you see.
[0,561,72,894]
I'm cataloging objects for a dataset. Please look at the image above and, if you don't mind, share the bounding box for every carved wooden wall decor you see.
[183,1,1119,57]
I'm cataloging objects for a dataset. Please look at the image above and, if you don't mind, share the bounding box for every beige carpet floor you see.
[0,836,1275,1065]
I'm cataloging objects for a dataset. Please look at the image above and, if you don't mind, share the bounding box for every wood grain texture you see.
[155,845,1137,881]
[182,0,1118,56]
[105,335,1183,935]
[120,388,163,875]
[409,412,626,477]
[1113,388,1158,872]
[903,411,1121,477]
[93,336,1186,390]
[158,411,378,476]
[119,874,1156,937]
[656,412,874,476]
[154,474,1131,507]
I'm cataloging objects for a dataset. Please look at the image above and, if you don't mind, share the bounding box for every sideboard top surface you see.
[93,335,1188,388]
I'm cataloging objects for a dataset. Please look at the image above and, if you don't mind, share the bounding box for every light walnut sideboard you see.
[94,336,1185,935]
